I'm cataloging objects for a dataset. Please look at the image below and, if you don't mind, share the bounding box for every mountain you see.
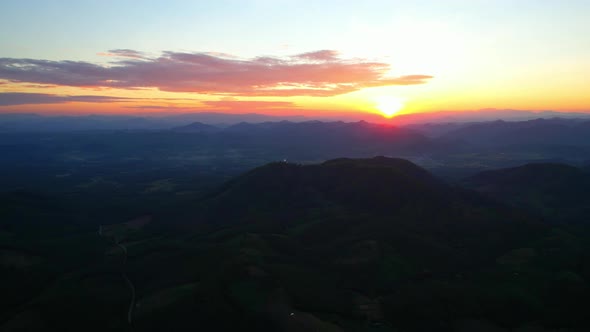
[403,122,474,137]
[3,110,590,132]
[170,121,219,133]
[0,113,174,131]
[194,156,447,223]
[160,112,309,125]
[391,109,590,125]
[463,163,590,223]
[3,157,590,331]
[0,113,312,132]
[150,157,585,331]
[439,118,590,147]
[169,120,437,160]
[186,157,542,269]
[218,121,434,158]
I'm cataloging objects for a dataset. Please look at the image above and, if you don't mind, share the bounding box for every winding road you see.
[99,225,136,325]
[117,242,136,324]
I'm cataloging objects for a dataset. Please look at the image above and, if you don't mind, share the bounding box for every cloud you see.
[0,50,432,97]
[294,50,340,61]
[22,84,58,89]
[124,105,188,110]
[0,92,132,106]
[201,100,295,109]
[123,100,295,112]
[97,49,147,59]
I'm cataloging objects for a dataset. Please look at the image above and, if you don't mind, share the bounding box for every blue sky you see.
[3,0,588,60]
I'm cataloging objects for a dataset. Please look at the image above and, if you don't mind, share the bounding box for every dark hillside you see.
[464,163,590,223]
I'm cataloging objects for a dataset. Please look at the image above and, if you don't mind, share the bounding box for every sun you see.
[374,96,405,118]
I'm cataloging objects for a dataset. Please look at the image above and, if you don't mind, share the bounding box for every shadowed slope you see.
[464,163,590,223]
[182,157,542,272]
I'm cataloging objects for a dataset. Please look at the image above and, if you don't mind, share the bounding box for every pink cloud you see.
[294,50,340,61]
[0,50,432,97]
[201,100,295,110]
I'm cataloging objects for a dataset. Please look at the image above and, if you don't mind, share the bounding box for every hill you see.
[186,156,543,263]
[220,121,434,158]
[463,163,590,223]
[170,121,219,133]
[391,109,590,125]
[0,113,310,132]
[2,158,589,332]
[440,118,590,148]
[145,158,590,330]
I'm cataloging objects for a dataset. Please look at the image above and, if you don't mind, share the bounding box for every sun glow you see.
[374,96,405,118]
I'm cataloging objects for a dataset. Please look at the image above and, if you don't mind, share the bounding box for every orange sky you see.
[1,2,589,119]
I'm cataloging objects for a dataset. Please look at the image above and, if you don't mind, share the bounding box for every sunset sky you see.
[0,0,589,118]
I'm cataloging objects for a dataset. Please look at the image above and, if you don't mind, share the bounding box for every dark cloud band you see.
[0,93,132,106]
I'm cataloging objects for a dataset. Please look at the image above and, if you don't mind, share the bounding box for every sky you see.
[0,0,589,118]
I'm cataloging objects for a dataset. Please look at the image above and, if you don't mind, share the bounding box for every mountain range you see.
[1,109,589,132]
[3,157,589,331]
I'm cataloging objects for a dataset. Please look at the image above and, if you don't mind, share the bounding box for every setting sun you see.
[375,96,406,118]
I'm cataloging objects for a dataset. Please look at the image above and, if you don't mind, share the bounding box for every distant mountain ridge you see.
[170,121,219,133]
[2,109,589,132]
[167,120,435,159]
[439,118,590,147]
[391,109,590,125]
[0,112,310,132]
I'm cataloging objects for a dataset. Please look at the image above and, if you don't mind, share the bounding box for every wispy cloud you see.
[201,100,295,109]
[293,50,340,61]
[0,50,432,97]
[122,100,296,111]
[97,49,147,59]
[0,92,132,106]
